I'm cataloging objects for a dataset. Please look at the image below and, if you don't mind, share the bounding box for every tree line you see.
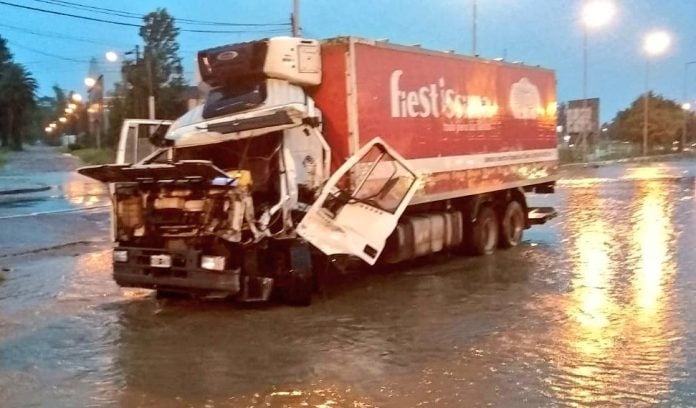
[0,36,37,150]
[0,8,188,151]
[106,8,188,147]
[606,93,696,150]
[2,8,694,153]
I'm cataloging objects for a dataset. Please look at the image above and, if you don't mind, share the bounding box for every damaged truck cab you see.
[79,36,558,305]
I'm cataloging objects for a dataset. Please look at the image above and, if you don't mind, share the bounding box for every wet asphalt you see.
[1,153,696,407]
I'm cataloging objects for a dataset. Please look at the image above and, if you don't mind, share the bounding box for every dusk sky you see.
[1,0,695,123]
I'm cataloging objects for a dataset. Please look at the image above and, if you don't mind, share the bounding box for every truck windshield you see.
[202,81,267,119]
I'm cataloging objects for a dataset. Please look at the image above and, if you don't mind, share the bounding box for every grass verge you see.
[0,147,9,169]
[68,148,116,165]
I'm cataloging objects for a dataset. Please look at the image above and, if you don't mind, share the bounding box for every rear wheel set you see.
[465,199,525,256]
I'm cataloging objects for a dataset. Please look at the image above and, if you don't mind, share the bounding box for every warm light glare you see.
[105,51,119,62]
[582,0,616,29]
[59,117,67,123]
[71,93,83,102]
[683,103,692,111]
[45,127,52,133]
[643,30,671,56]
[49,123,57,128]
[84,77,96,87]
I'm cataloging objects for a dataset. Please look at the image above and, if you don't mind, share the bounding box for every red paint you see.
[311,38,557,167]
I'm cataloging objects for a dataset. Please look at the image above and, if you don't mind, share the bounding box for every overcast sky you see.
[1,0,695,122]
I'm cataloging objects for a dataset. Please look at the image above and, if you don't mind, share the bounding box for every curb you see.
[560,153,694,169]
[0,186,52,196]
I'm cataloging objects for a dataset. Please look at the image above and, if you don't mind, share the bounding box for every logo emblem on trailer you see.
[217,51,239,61]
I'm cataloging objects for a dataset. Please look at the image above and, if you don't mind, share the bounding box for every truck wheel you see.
[155,289,188,299]
[280,243,314,306]
[282,274,313,306]
[469,206,498,255]
[499,200,525,248]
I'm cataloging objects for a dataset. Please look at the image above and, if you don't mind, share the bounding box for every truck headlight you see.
[201,255,226,271]
[113,249,128,263]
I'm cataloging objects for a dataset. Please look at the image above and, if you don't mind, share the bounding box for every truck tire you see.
[280,243,314,306]
[155,289,188,299]
[282,274,313,306]
[468,206,498,255]
[499,200,525,248]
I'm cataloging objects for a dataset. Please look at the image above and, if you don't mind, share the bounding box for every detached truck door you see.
[297,137,421,265]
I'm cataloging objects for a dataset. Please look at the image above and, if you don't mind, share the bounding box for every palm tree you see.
[0,62,37,150]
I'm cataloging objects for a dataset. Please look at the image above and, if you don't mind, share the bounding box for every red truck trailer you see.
[79,37,558,305]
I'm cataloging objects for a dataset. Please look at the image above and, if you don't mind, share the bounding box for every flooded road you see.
[1,159,696,407]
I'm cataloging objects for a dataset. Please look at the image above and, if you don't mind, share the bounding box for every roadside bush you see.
[67,143,84,151]
[70,148,115,165]
[0,147,9,168]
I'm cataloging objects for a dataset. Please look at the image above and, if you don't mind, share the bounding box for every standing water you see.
[1,159,695,407]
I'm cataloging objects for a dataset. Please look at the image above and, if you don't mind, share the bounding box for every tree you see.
[0,35,14,147]
[606,93,693,152]
[121,8,187,121]
[0,62,38,149]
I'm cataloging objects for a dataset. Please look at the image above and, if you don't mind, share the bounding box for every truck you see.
[78,36,558,305]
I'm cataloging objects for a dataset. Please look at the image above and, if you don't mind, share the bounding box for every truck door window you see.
[331,144,417,214]
[122,126,137,164]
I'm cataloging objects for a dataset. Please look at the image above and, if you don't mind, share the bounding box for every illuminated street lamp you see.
[642,30,671,156]
[84,77,96,88]
[71,93,83,103]
[45,126,53,133]
[579,0,615,160]
[58,117,67,123]
[105,51,119,63]
[582,0,615,29]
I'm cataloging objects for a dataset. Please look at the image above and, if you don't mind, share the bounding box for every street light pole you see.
[581,26,589,160]
[579,0,616,162]
[682,61,696,151]
[642,30,671,156]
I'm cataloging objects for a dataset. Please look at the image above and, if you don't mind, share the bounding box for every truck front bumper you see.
[112,247,241,294]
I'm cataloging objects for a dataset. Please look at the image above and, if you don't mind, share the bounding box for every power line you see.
[30,0,290,27]
[0,1,290,33]
[0,20,131,47]
[7,40,90,63]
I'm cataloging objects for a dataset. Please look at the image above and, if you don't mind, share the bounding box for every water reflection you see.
[62,173,108,207]
[553,174,680,405]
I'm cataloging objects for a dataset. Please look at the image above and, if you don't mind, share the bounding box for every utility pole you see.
[129,45,154,119]
[472,0,477,56]
[643,61,650,156]
[145,53,155,120]
[95,75,104,150]
[683,61,696,151]
[291,0,300,37]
